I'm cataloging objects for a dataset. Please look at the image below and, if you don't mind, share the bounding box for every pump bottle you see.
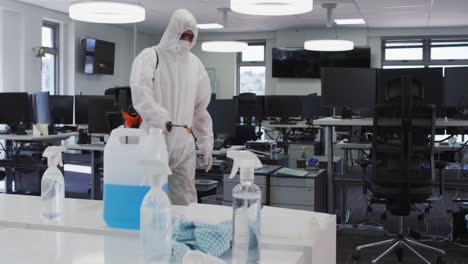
[41,146,66,220]
[140,159,172,263]
[227,150,263,264]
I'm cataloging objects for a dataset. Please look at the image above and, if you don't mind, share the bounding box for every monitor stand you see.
[332,106,366,119]
[9,123,27,135]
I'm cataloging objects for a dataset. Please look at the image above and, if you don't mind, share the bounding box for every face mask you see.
[176,40,192,54]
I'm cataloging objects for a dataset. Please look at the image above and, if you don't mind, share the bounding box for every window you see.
[237,43,266,95]
[382,37,468,71]
[41,22,59,95]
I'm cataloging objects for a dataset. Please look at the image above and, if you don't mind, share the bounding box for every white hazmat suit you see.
[130,9,213,205]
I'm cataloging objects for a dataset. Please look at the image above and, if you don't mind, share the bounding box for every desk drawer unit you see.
[269,169,326,212]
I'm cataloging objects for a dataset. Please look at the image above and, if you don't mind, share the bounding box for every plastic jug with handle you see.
[103,128,169,230]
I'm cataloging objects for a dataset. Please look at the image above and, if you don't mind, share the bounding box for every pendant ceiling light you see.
[202,41,248,53]
[231,0,313,16]
[304,3,354,52]
[305,40,354,51]
[69,1,146,24]
[201,9,248,53]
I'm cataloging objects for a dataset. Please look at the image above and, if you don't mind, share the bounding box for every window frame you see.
[382,36,468,68]
[42,21,60,95]
[236,41,266,96]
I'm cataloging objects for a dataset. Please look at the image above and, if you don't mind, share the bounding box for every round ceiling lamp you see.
[304,40,354,52]
[69,1,146,24]
[202,41,248,53]
[304,3,354,52]
[231,0,313,16]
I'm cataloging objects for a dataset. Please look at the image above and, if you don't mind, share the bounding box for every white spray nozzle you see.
[140,159,172,187]
[43,146,65,167]
[227,150,262,181]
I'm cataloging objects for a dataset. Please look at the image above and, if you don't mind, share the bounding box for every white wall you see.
[0,0,159,96]
[74,23,158,95]
[195,26,468,99]
[0,0,74,94]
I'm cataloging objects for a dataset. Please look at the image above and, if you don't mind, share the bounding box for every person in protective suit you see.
[130,9,213,205]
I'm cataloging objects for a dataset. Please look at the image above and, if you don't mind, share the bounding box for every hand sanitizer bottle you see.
[227,150,263,264]
[140,159,172,263]
[41,146,66,220]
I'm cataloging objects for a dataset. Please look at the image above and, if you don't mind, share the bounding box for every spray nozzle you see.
[140,159,172,187]
[43,146,65,167]
[227,150,262,181]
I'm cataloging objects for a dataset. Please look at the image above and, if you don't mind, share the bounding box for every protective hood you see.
[158,9,198,54]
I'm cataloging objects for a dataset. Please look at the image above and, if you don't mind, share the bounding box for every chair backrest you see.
[105,87,132,110]
[370,76,436,215]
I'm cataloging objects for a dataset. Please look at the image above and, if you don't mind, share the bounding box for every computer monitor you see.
[321,68,377,111]
[0,93,31,128]
[75,95,114,124]
[34,92,52,125]
[265,96,302,122]
[50,95,74,125]
[444,67,468,108]
[377,68,443,107]
[88,98,117,134]
[207,99,237,136]
[301,95,322,120]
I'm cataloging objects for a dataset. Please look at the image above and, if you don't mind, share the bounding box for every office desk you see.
[263,121,321,155]
[66,143,105,200]
[0,132,78,194]
[0,194,336,264]
[314,117,468,215]
[0,132,78,141]
[263,121,320,129]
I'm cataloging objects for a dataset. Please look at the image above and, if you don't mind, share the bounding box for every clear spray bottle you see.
[41,146,66,220]
[227,150,263,264]
[140,159,172,263]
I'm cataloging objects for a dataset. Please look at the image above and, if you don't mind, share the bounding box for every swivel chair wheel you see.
[394,247,403,262]
[352,252,360,261]
[437,256,446,264]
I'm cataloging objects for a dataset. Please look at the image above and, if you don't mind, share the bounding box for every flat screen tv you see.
[272,47,371,78]
[82,38,115,75]
[272,48,320,78]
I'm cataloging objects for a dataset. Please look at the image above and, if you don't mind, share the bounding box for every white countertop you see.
[0,228,304,264]
[0,194,136,236]
[0,194,335,264]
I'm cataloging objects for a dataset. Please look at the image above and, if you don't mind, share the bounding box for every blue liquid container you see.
[103,184,168,229]
[103,128,170,230]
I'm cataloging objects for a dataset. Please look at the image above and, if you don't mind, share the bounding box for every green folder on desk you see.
[274,168,310,177]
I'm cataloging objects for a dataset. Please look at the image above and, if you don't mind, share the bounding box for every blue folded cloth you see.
[171,218,233,263]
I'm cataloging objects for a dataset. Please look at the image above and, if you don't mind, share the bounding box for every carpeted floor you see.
[337,184,468,264]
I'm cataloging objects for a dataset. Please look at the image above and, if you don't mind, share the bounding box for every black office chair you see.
[353,77,446,263]
[105,87,132,110]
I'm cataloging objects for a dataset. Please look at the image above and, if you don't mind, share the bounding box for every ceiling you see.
[14,0,468,34]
